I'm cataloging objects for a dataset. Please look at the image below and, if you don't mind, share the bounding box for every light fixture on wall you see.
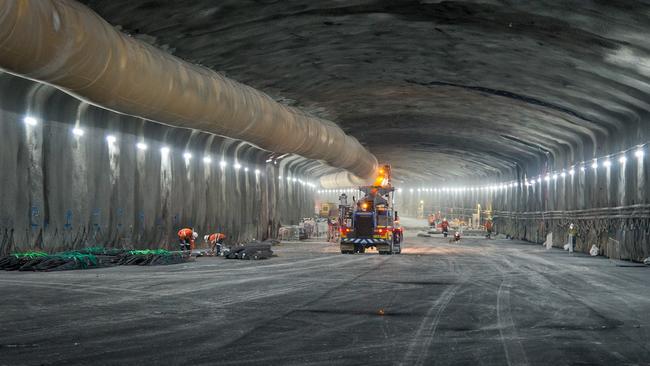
[219,160,227,168]
[23,116,37,126]
[603,159,612,168]
[136,142,148,151]
[619,156,627,164]
[591,159,598,169]
[183,152,192,160]
[244,167,249,172]
[106,135,117,145]
[234,163,242,170]
[203,156,212,164]
[160,146,170,155]
[635,148,645,159]
[72,127,84,136]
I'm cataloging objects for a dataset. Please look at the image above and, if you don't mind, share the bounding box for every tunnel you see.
[0,1,649,365]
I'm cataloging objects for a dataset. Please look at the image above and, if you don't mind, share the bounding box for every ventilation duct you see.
[0,0,377,179]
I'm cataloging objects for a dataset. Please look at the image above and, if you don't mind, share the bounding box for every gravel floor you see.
[1,232,649,365]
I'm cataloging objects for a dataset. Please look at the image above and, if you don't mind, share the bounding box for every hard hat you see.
[192,232,198,239]
[204,235,209,241]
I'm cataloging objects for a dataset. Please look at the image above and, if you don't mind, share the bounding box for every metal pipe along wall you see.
[0,0,377,180]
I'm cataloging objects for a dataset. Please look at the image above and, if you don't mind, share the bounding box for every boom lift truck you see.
[339,164,403,255]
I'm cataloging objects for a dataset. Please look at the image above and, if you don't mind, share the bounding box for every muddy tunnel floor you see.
[1,234,649,366]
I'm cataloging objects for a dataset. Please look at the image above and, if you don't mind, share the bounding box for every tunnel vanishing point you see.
[2,1,650,366]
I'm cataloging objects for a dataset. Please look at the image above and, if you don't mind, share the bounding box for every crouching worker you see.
[205,233,226,256]
[178,227,198,254]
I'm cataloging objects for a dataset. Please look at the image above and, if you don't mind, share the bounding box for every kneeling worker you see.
[205,233,226,256]
[178,227,198,254]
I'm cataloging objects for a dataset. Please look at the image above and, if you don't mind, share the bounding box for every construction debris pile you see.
[0,248,187,272]
[224,240,275,260]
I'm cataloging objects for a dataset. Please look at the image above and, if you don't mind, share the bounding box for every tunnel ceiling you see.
[81,0,650,185]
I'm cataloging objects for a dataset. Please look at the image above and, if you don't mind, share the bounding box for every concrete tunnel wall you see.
[0,72,316,255]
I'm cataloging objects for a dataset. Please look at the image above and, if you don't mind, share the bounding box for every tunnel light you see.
[560,172,566,178]
[278,176,282,179]
[183,152,192,160]
[635,148,645,159]
[203,156,212,164]
[244,167,249,172]
[530,179,536,185]
[409,188,414,193]
[72,127,85,137]
[619,156,627,164]
[136,142,148,151]
[292,177,297,182]
[106,135,117,144]
[569,168,575,176]
[23,116,38,126]
[219,160,227,168]
[160,146,170,155]
[580,166,585,172]
[255,169,261,175]
[544,175,550,182]
[234,163,242,170]
[603,159,612,168]
[552,174,558,180]
[591,160,598,169]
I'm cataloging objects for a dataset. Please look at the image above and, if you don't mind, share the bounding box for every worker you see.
[204,233,226,256]
[177,227,198,253]
[441,218,449,237]
[567,223,577,253]
[485,218,493,239]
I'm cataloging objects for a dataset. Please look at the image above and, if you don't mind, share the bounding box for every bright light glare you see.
[580,166,586,172]
[603,159,612,168]
[292,178,297,182]
[619,156,627,164]
[245,167,249,172]
[160,146,170,155]
[552,174,558,180]
[569,168,575,175]
[544,175,550,182]
[278,176,282,179]
[183,152,192,160]
[234,163,242,170]
[254,169,261,174]
[591,161,598,169]
[106,135,117,144]
[136,142,148,150]
[635,149,644,158]
[219,160,227,168]
[203,156,212,164]
[72,127,84,136]
[23,116,37,126]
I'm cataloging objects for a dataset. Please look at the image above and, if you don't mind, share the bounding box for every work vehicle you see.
[339,164,402,255]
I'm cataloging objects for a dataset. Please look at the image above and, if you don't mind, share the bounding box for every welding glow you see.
[72,127,84,136]
[136,142,148,150]
[23,116,37,126]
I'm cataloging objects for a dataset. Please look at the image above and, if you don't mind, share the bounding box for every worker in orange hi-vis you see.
[485,218,493,239]
[204,233,226,256]
[177,227,198,253]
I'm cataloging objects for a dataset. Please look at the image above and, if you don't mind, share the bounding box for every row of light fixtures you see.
[23,116,318,187]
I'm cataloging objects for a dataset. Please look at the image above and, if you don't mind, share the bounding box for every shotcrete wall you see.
[356,158,649,261]
[0,73,315,255]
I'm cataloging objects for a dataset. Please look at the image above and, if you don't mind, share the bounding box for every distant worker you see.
[177,227,198,253]
[441,218,449,237]
[567,223,577,253]
[485,218,493,239]
[204,233,226,256]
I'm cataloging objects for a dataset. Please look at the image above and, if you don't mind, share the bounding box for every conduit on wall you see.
[0,0,377,180]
